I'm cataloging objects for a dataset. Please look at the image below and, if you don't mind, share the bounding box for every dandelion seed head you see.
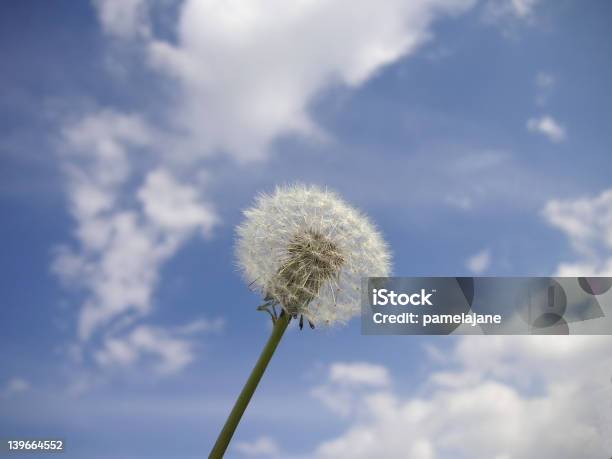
[236,184,391,325]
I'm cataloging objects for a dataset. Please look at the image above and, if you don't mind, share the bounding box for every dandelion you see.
[237,184,391,326]
[209,184,391,458]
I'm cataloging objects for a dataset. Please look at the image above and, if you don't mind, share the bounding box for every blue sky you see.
[1,1,612,458]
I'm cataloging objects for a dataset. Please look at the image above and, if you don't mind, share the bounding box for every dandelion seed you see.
[236,184,391,326]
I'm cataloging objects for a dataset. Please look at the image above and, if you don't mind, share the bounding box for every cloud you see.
[506,0,540,17]
[53,165,218,339]
[328,362,391,387]
[466,248,491,274]
[94,322,217,375]
[482,0,541,23]
[137,169,218,234]
[535,72,556,105]
[543,188,612,275]
[173,317,225,335]
[95,0,476,161]
[527,115,567,143]
[2,378,30,398]
[312,362,390,417]
[61,109,150,190]
[234,436,281,457]
[53,110,220,379]
[308,336,612,458]
[93,0,150,39]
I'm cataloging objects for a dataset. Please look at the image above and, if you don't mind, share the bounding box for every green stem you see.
[209,311,291,459]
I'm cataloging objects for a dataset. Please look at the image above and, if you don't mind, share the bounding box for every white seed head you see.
[236,184,391,326]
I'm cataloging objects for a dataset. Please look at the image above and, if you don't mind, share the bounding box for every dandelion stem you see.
[208,311,291,458]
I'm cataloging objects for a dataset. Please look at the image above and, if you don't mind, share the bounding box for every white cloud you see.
[507,0,539,17]
[93,0,150,39]
[483,0,541,23]
[137,169,218,234]
[452,335,612,383]
[429,369,482,388]
[173,317,225,335]
[94,324,206,375]
[2,378,30,398]
[308,336,612,458]
[466,248,491,274]
[535,71,556,105]
[527,115,567,143]
[95,0,476,161]
[93,318,221,376]
[312,362,390,417]
[329,362,391,387]
[543,188,612,275]
[54,110,220,380]
[61,109,150,190]
[54,168,218,339]
[234,436,281,457]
